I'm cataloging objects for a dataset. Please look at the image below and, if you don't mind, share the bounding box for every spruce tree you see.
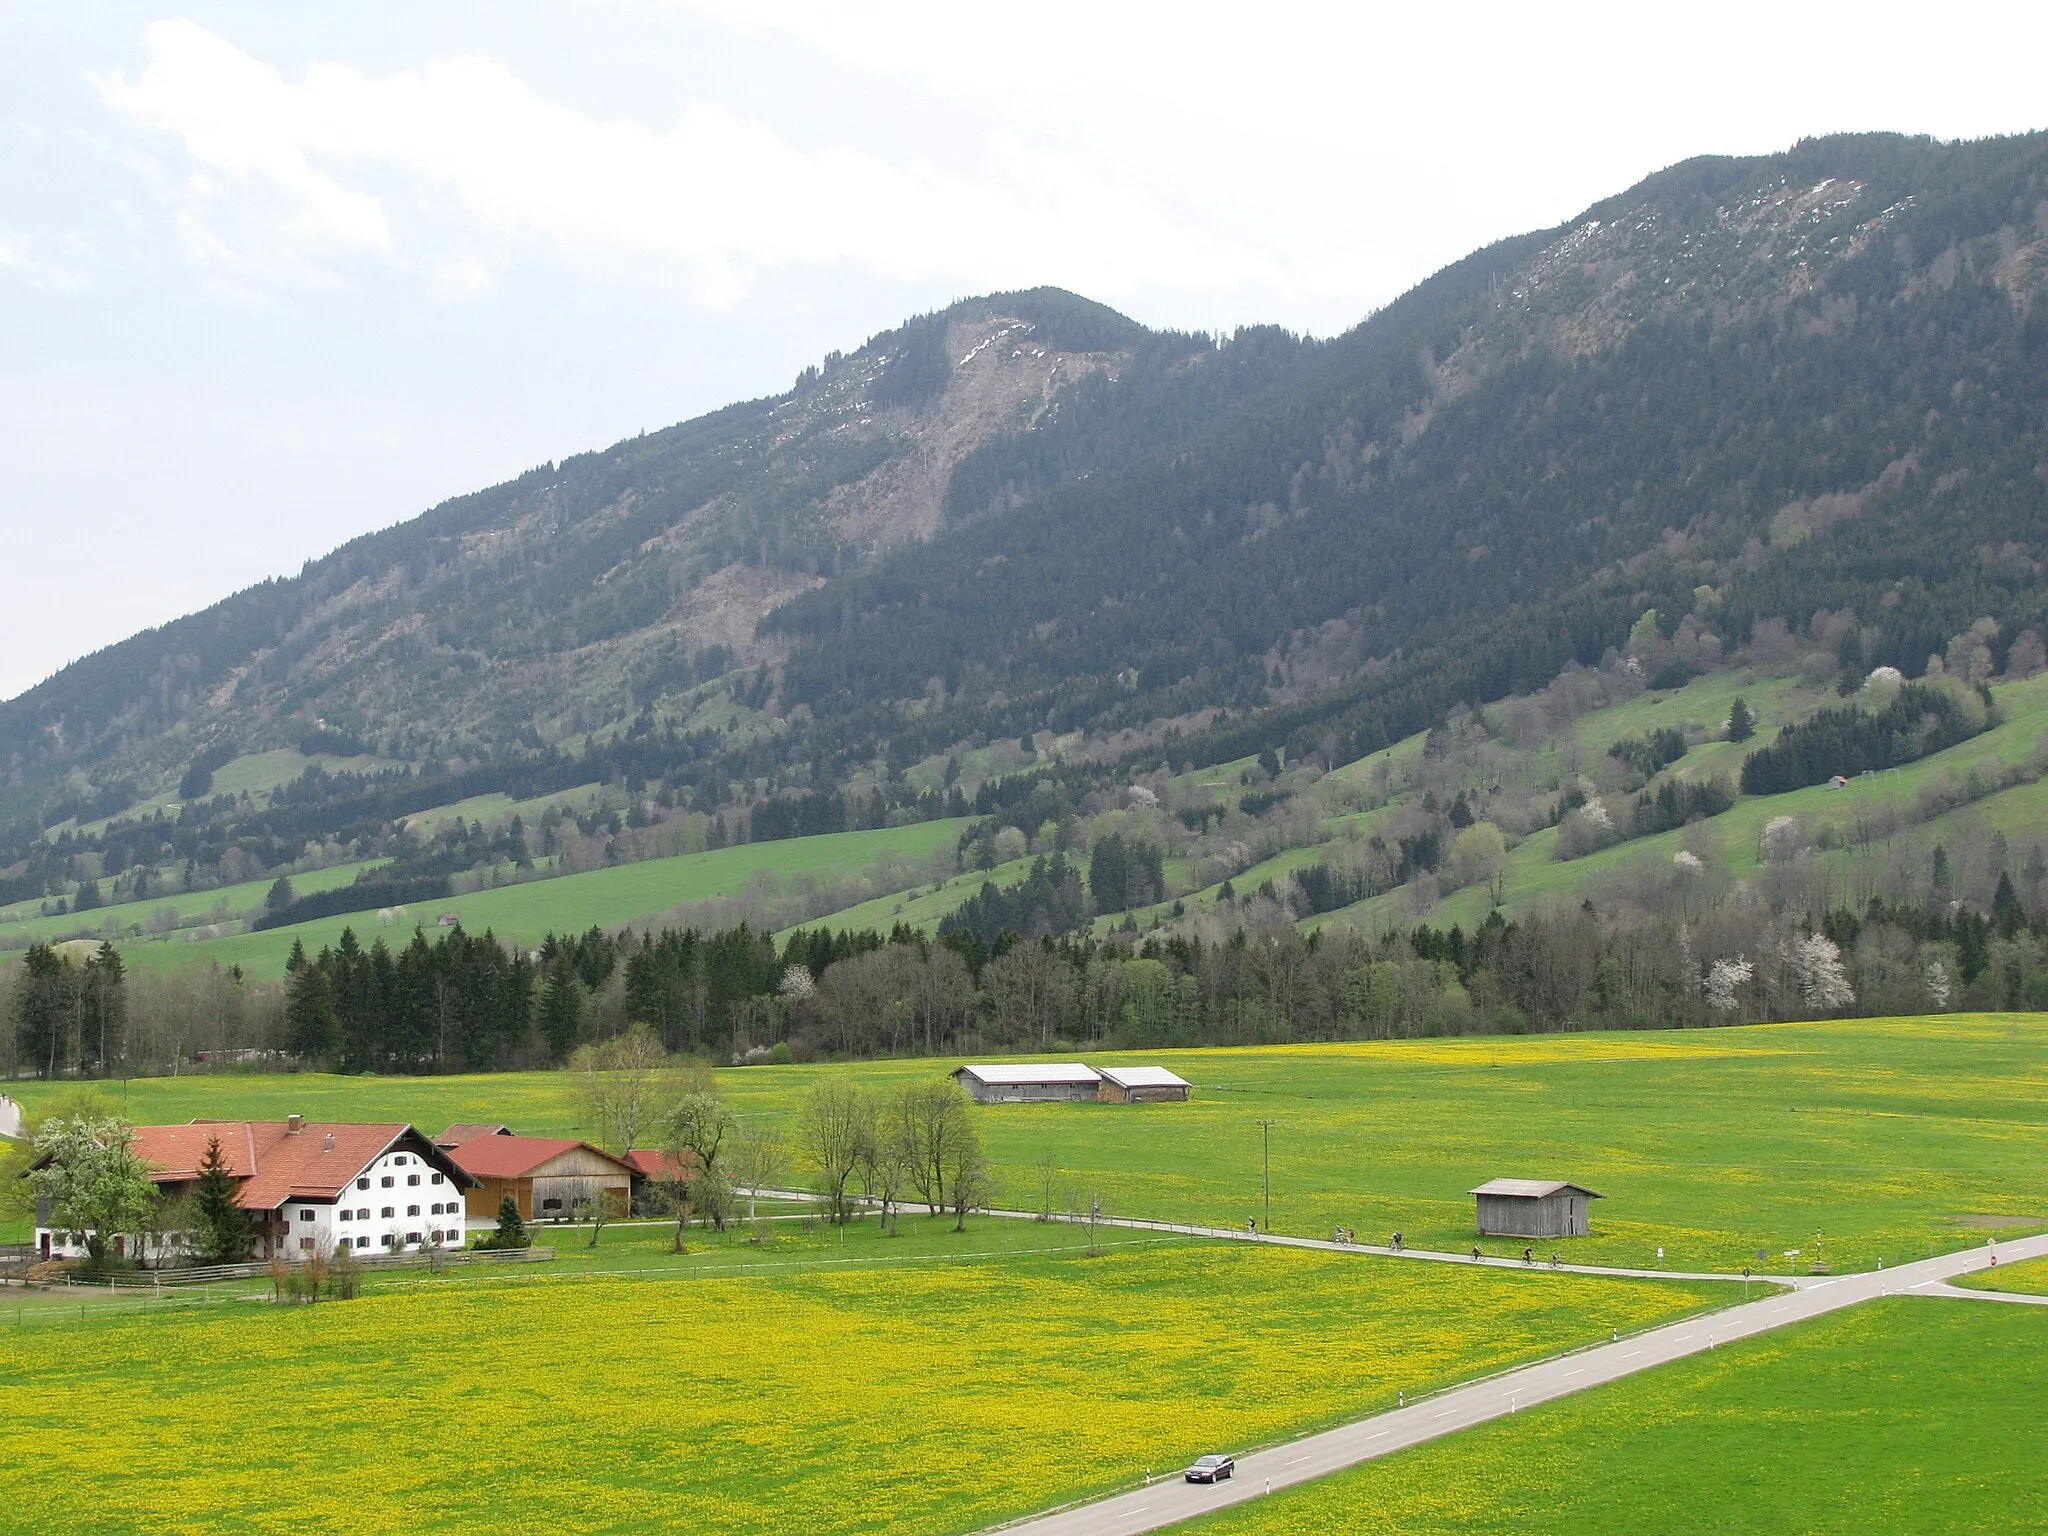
[489,1194,528,1250]
[193,1135,252,1264]
[1726,697,1755,742]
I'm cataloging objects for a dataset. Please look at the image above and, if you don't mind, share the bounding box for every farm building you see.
[434,1124,514,1148]
[28,1117,475,1263]
[621,1148,697,1214]
[443,1132,634,1221]
[1096,1066,1191,1103]
[952,1064,1102,1103]
[1470,1179,1604,1238]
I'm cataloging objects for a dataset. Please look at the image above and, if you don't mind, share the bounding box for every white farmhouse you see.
[31,1116,476,1264]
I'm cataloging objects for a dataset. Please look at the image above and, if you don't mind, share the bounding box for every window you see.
[299,1237,315,1252]
[444,1229,461,1244]
[541,1198,562,1212]
[339,1210,352,1223]
[357,1208,369,1220]
[381,1207,394,1219]
[380,1176,394,1188]
[382,1234,397,1248]
[429,1202,442,1215]
[406,1174,420,1187]
[356,1235,371,1249]
[356,1178,369,1191]
[394,1155,408,1166]
[407,1205,420,1217]
[298,1209,315,1223]
[430,1173,444,1185]
[405,1231,422,1247]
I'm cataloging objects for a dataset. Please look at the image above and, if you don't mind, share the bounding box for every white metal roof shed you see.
[1096,1066,1192,1090]
[953,1064,1103,1086]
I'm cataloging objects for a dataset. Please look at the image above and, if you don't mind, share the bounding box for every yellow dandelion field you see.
[0,1243,1717,1536]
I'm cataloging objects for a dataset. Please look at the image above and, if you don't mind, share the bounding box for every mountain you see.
[5,130,2048,909]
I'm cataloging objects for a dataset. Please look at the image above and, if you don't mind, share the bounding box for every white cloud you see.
[91,18,1264,307]
[0,229,91,292]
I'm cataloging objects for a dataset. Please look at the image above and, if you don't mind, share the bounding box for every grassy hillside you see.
[119,819,967,976]
[0,859,384,949]
[772,667,2047,947]
[20,1013,2043,1273]
[1310,671,2048,938]
[1192,1297,2046,1536]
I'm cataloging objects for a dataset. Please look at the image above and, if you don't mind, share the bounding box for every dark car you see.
[1185,1454,1235,1484]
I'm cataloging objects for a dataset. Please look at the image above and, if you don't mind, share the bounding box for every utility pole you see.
[1256,1119,1275,1233]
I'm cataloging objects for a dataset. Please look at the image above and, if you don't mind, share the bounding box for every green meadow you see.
[1190,1297,2048,1536]
[1951,1252,2048,1295]
[0,859,383,945]
[0,1239,1716,1536]
[18,1013,2045,1273]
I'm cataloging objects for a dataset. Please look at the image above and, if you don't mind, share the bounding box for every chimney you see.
[322,1132,335,1152]
[287,1114,304,1134]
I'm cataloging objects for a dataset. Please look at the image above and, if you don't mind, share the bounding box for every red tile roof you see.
[125,1121,469,1211]
[621,1148,696,1182]
[445,1136,634,1180]
[436,1123,514,1148]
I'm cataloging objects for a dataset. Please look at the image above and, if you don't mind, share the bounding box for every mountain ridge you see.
[5,131,2048,909]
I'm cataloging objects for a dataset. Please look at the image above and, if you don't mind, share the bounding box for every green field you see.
[115,819,968,978]
[1950,1252,2048,1295]
[785,850,1038,939]
[1189,1297,2048,1535]
[0,1234,1717,1536]
[0,859,384,948]
[17,1013,2045,1272]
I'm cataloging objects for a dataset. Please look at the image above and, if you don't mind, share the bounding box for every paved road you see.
[986,1232,2048,1536]
[989,1207,1805,1285]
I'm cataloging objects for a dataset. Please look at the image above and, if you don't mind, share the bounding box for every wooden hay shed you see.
[1470,1179,1603,1239]
[447,1136,635,1221]
[1096,1066,1191,1103]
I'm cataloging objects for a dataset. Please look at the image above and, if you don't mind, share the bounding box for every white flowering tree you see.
[1790,933,1855,1012]
[1704,957,1753,1014]
[1923,959,1952,1010]
[28,1115,158,1273]
[1761,816,1805,862]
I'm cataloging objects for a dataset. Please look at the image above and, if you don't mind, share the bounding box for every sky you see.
[3,3,2046,703]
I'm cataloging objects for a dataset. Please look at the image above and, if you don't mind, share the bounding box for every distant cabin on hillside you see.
[1471,1179,1603,1238]
[952,1064,1102,1104]
[1096,1066,1191,1103]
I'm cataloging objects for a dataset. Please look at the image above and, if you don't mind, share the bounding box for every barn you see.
[1470,1179,1604,1238]
[1096,1066,1191,1103]
[443,1133,635,1221]
[951,1064,1102,1103]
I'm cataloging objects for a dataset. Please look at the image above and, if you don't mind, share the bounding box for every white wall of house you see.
[289,1147,468,1256]
[37,1145,467,1262]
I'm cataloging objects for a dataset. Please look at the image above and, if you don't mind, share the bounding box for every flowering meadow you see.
[15,1013,2044,1270]
[1187,1299,2048,1534]
[0,1241,1716,1534]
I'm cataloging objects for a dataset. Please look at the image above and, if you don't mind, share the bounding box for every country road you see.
[983,1232,2048,1536]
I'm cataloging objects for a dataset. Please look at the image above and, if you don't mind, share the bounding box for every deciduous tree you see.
[29,1115,158,1274]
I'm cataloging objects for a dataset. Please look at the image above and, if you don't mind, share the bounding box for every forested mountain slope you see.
[4,131,2048,924]
[773,132,2048,771]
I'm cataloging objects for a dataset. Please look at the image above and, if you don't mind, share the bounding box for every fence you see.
[65,1246,557,1289]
